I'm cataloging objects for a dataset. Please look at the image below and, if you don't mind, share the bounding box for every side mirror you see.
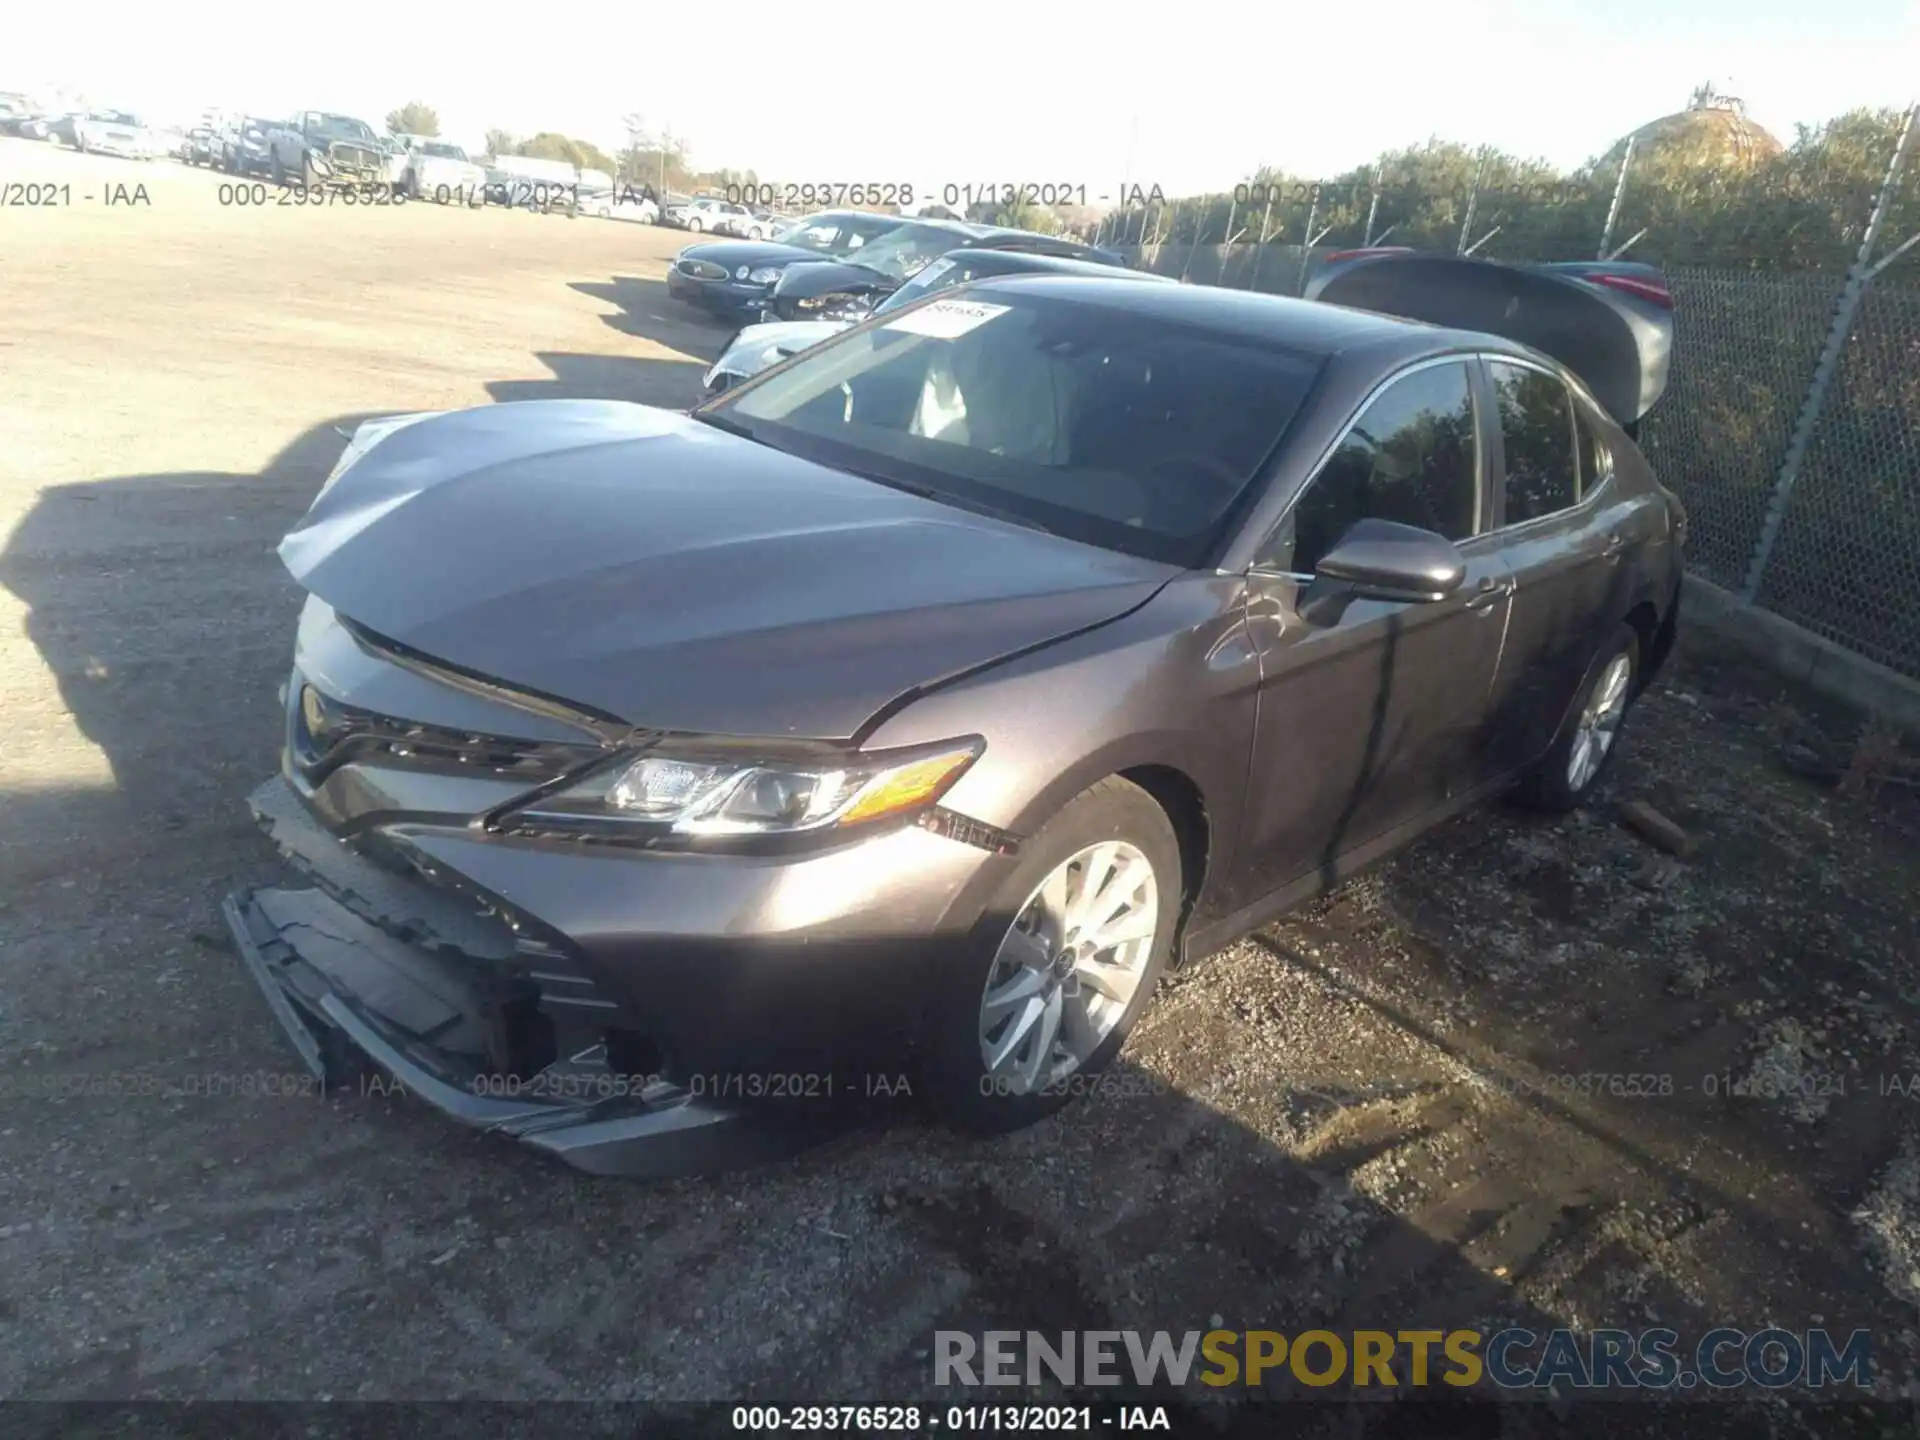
[1313,518,1467,602]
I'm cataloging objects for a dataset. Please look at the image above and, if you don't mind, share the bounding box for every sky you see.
[7,0,1916,197]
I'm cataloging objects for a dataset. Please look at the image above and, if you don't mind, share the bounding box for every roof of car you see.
[942,249,1173,282]
[962,273,1478,359]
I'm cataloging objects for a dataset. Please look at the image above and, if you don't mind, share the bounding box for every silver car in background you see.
[71,110,166,160]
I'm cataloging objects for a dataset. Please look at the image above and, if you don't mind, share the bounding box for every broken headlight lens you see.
[512,740,982,838]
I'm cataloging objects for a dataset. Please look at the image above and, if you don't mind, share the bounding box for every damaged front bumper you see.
[222,780,827,1178]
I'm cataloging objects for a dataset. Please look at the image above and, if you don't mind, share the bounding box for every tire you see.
[922,776,1181,1135]
[270,153,285,186]
[1515,623,1641,814]
[688,217,704,232]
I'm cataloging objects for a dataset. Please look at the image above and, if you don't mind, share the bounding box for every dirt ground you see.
[3,138,1918,1430]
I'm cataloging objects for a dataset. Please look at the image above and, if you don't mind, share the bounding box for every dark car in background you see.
[219,117,275,177]
[761,218,1124,322]
[666,209,912,321]
[226,254,1683,1178]
[704,247,1171,395]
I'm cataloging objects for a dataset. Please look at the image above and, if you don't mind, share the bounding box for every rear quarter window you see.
[1489,361,1578,525]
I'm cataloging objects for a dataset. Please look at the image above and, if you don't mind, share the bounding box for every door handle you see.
[1463,576,1513,610]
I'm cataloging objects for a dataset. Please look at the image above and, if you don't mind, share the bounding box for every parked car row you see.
[661,195,791,238]
[1,103,175,158]
[667,210,1130,329]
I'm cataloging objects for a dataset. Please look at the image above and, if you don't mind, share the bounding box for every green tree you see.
[384,102,439,137]
[506,132,618,174]
[483,129,516,159]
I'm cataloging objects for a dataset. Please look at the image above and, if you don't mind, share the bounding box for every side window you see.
[1490,361,1578,524]
[1275,362,1479,574]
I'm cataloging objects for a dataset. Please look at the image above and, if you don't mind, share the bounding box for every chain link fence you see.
[1753,281,1920,676]
[1108,111,1920,684]
[1636,270,1841,591]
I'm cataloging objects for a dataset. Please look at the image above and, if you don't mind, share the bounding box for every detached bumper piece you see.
[222,884,815,1178]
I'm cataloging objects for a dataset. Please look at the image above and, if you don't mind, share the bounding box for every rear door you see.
[1474,356,1632,770]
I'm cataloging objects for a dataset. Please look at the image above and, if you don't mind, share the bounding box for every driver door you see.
[1234,358,1513,906]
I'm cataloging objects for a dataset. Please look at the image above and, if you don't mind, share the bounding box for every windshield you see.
[772,214,855,254]
[421,142,466,160]
[838,224,977,283]
[710,290,1323,566]
[873,256,976,316]
[312,115,374,141]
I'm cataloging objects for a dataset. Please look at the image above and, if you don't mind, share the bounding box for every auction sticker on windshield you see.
[884,299,1009,340]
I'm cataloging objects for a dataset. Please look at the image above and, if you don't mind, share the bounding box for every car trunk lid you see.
[1304,250,1673,426]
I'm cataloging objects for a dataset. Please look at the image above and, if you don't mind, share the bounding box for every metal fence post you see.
[1246,187,1276,292]
[1458,149,1488,255]
[1295,184,1322,294]
[1742,102,1918,602]
[1598,136,1635,261]
[1363,164,1383,247]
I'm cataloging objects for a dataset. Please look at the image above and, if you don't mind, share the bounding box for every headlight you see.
[509,739,982,840]
[316,411,440,499]
[746,266,783,285]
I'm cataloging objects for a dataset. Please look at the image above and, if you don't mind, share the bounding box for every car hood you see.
[678,239,834,269]
[773,260,898,300]
[279,400,1176,739]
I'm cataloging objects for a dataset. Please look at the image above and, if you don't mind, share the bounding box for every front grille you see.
[293,685,599,782]
[329,143,379,170]
[678,259,728,281]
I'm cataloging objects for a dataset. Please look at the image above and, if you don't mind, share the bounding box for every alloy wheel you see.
[977,841,1158,1093]
[1568,651,1633,792]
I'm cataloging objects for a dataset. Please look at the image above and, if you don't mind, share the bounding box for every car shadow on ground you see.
[571,275,739,357]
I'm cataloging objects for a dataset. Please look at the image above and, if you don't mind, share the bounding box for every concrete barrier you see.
[1683,575,1920,733]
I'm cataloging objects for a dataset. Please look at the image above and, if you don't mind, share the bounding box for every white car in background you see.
[714,207,779,240]
[582,189,660,224]
[402,140,487,203]
[72,110,167,160]
[665,196,751,233]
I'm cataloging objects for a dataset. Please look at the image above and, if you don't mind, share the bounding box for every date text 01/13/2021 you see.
[729,1404,1174,1431]
[720,182,1169,211]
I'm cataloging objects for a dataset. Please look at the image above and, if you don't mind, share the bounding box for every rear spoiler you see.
[1303,250,1673,428]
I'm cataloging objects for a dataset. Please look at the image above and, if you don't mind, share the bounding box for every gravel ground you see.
[2,137,1917,1430]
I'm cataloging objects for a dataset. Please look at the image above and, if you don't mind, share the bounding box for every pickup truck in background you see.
[266,112,387,187]
[400,139,487,203]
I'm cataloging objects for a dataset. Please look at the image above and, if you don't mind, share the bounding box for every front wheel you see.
[922,777,1180,1135]
[687,217,704,232]
[1516,623,1640,813]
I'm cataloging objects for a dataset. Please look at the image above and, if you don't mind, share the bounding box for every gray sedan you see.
[226,254,1684,1176]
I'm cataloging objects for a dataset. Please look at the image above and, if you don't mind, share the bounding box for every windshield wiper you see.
[824,458,1058,537]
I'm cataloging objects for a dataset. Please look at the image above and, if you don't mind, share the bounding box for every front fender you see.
[862,574,1259,931]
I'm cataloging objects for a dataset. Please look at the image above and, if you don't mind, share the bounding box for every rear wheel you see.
[1516,623,1640,813]
[923,777,1180,1134]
